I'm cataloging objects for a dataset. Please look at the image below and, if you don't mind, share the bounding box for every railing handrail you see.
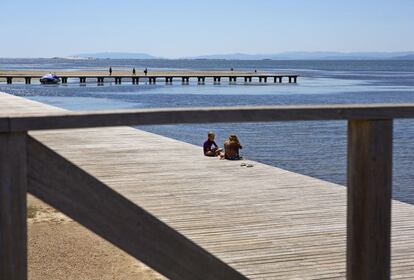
[2,103,414,132]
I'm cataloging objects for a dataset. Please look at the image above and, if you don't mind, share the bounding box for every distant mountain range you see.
[186,52,414,60]
[75,52,159,59]
[74,51,414,60]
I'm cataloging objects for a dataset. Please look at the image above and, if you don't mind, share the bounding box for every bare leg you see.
[205,151,216,157]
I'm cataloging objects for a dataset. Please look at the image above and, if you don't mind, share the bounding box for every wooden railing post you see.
[0,132,27,280]
[347,120,393,280]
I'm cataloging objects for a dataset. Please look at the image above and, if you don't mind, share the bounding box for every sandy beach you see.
[28,195,164,280]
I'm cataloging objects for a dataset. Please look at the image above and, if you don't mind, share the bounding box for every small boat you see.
[40,74,61,84]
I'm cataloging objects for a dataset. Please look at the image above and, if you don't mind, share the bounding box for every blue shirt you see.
[203,140,218,154]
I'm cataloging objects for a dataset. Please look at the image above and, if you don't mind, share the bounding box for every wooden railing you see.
[1,104,412,280]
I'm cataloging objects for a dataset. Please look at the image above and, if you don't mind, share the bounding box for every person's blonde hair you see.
[228,134,240,144]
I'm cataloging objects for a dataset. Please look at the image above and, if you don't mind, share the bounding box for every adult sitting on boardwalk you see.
[203,131,222,156]
[223,134,243,160]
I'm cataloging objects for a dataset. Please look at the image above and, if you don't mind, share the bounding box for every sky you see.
[1,0,413,58]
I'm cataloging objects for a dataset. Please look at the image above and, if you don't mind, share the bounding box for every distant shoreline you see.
[1,55,414,61]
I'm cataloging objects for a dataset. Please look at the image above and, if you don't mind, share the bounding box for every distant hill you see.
[187,51,414,60]
[73,51,414,60]
[76,52,158,59]
[392,54,414,60]
[186,53,271,60]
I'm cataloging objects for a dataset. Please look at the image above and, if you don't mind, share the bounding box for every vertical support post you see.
[181,77,189,84]
[347,119,392,280]
[0,132,27,280]
[24,77,31,84]
[6,77,12,84]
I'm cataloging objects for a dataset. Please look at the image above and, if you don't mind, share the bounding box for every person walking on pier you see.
[203,132,222,157]
[109,67,112,76]
[144,68,148,76]
[132,68,136,75]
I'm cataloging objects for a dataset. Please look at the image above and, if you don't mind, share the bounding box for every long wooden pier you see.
[0,71,298,85]
[2,92,414,279]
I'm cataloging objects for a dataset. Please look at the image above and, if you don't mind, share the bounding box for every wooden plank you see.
[0,132,27,280]
[4,103,414,132]
[347,120,393,279]
[26,136,246,280]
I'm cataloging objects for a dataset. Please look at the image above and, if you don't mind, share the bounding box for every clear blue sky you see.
[1,0,413,58]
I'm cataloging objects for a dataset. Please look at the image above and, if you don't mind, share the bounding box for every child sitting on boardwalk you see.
[223,134,243,160]
[203,132,222,156]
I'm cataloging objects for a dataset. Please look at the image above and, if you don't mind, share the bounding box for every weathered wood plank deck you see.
[2,91,414,279]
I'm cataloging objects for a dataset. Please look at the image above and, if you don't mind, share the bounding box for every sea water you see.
[1,59,414,203]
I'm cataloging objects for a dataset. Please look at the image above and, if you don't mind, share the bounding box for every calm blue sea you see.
[1,58,414,204]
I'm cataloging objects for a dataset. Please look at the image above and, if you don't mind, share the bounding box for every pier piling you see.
[182,77,189,84]
[229,77,237,83]
[97,77,104,84]
[197,77,205,84]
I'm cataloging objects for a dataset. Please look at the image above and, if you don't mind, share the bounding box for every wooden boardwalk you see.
[0,71,298,84]
[2,92,414,279]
